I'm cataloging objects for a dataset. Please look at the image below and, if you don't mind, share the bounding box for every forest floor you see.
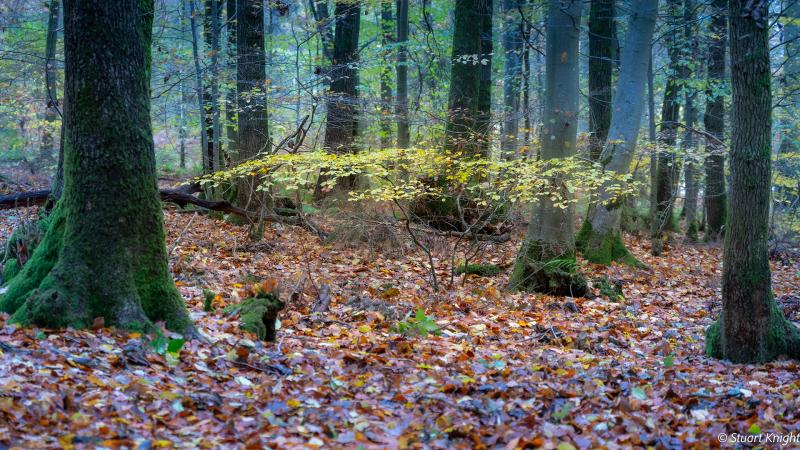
[0,168,799,449]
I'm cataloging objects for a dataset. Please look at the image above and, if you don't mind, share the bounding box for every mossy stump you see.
[226,293,284,342]
[508,240,588,297]
[576,220,645,268]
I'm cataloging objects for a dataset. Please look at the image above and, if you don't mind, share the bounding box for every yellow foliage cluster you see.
[198,148,637,209]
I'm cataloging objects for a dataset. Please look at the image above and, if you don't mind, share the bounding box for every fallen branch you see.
[0,187,327,239]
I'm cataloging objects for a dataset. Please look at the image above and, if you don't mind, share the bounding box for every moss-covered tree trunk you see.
[235,0,270,210]
[587,0,614,162]
[576,0,657,267]
[703,0,726,242]
[379,0,394,149]
[508,0,587,297]
[705,0,800,363]
[0,0,190,332]
[681,0,699,242]
[443,0,484,156]
[651,0,681,256]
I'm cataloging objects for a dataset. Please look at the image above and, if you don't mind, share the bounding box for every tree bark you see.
[225,0,237,164]
[705,0,800,363]
[395,0,410,148]
[443,0,486,156]
[703,0,726,242]
[651,0,681,256]
[236,0,270,209]
[476,0,493,156]
[508,0,587,296]
[681,0,699,242]
[0,0,191,332]
[501,0,524,157]
[379,0,394,149]
[189,0,210,175]
[587,0,614,162]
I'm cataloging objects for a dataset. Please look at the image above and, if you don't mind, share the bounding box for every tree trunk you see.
[508,0,587,296]
[587,0,614,162]
[443,0,485,156]
[379,0,394,149]
[705,0,800,363]
[235,0,270,210]
[317,0,361,194]
[189,0,210,175]
[576,0,658,266]
[682,0,699,242]
[651,0,681,256]
[395,0,410,148]
[703,0,726,242]
[225,0,237,164]
[38,0,60,168]
[501,0,524,157]
[476,0,493,156]
[0,0,191,332]
[210,0,222,170]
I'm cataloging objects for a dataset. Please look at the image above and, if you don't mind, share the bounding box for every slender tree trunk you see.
[38,0,60,169]
[651,0,681,256]
[587,0,614,162]
[210,0,222,171]
[236,0,270,209]
[443,0,485,156]
[508,0,587,296]
[0,0,190,332]
[189,0,210,174]
[521,19,531,150]
[682,0,699,242]
[703,0,726,241]
[395,0,410,148]
[501,0,524,157]
[225,0,237,164]
[379,0,394,149]
[576,0,658,266]
[476,0,493,155]
[705,0,800,363]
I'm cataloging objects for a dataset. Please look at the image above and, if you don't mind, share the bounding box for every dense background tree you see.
[703,0,727,242]
[705,0,800,363]
[509,0,586,296]
[0,0,190,331]
[587,0,615,162]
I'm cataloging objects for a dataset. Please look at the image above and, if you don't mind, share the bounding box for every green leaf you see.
[167,338,185,355]
[631,386,647,400]
[748,423,762,435]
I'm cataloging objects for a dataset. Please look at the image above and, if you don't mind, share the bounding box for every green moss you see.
[203,289,216,312]
[705,318,722,358]
[685,221,699,243]
[226,294,284,341]
[593,276,624,301]
[508,239,588,297]
[576,220,645,268]
[2,259,20,285]
[454,263,503,277]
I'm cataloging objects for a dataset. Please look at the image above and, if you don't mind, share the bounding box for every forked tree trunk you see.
[508,0,587,296]
[705,0,800,363]
[703,0,726,241]
[0,0,191,332]
[236,0,270,210]
[576,0,657,267]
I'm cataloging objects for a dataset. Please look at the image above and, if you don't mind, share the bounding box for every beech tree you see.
[703,0,726,241]
[395,0,410,148]
[508,0,586,296]
[577,0,658,266]
[38,0,60,168]
[0,0,191,331]
[501,0,524,157]
[705,0,800,363]
[587,0,615,162]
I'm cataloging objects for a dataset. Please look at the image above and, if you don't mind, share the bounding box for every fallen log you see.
[0,187,327,238]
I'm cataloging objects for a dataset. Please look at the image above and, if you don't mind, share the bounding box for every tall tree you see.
[651,0,682,256]
[501,0,524,156]
[225,0,237,162]
[323,1,361,164]
[235,0,270,209]
[395,0,410,148]
[476,0,493,155]
[577,0,659,266]
[379,0,394,149]
[703,0,726,241]
[508,0,586,296]
[681,0,699,242]
[203,0,221,173]
[587,0,615,161]
[38,0,60,168]
[443,0,487,156]
[0,0,190,331]
[705,0,800,363]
